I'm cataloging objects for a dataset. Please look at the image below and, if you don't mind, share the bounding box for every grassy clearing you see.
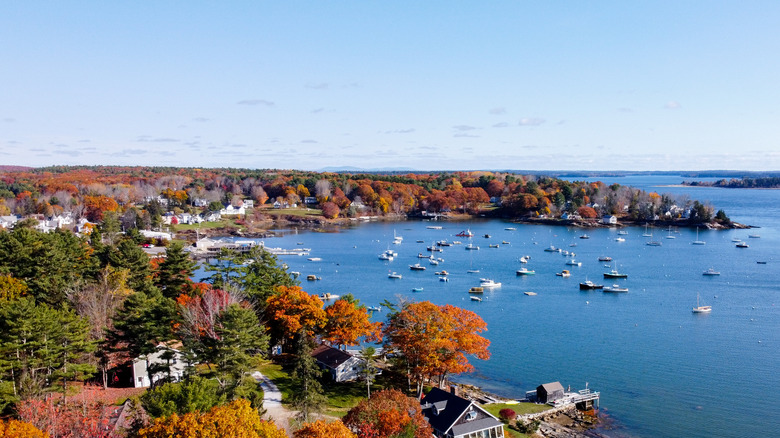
[481,402,551,438]
[260,207,323,218]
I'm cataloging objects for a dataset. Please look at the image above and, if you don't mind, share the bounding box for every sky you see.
[2,1,780,172]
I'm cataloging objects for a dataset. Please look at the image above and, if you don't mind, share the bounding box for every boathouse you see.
[421,387,504,438]
[536,381,565,404]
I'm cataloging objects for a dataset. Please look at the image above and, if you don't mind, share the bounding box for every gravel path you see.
[253,371,295,437]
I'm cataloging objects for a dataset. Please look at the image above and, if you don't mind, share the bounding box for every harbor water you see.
[205,176,780,438]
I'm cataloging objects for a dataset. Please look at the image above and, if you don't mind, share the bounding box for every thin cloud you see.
[305,83,329,90]
[193,117,211,122]
[664,101,681,109]
[53,150,82,157]
[452,125,478,131]
[518,118,545,126]
[385,128,416,134]
[2,118,14,123]
[489,107,506,115]
[311,108,325,114]
[301,139,318,144]
[112,149,148,156]
[237,99,275,106]
[618,107,633,113]
[492,122,509,128]
[454,133,480,138]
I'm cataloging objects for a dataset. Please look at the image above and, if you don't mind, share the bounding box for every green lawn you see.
[260,207,323,218]
[481,402,551,438]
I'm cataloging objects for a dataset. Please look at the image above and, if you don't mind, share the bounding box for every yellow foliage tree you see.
[138,399,286,438]
[0,274,28,303]
[0,419,49,438]
[293,420,356,438]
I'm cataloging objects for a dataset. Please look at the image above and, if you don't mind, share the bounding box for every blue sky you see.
[2,1,779,171]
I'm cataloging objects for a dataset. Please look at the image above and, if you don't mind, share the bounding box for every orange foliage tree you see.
[0,274,28,303]
[16,394,115,438]
[577,206,598,218]
[265,286,326,346]
[0,419,48,438]
[342,389,432,438]
[293,420,356,438]
[384,301,490,395]
[138,399,285,438]
[323,298,382,349]
[83,195,119,222]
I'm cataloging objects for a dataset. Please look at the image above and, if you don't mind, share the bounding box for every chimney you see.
[450,385,459,396]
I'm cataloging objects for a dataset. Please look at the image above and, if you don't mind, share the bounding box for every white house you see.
[421,387,505,438]
[203,212,221,222]
[132,342,188,388]
[219,205,245,216]
[139,230,173,241]
[242,199,254,209]
[311,344,365,382]
[602,215,618,225]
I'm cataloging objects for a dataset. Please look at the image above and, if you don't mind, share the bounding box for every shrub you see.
[498,408,516,422]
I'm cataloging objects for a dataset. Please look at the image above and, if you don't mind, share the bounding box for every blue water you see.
[205,176,780,438]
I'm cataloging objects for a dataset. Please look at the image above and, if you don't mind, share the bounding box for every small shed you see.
[536,381,565,404]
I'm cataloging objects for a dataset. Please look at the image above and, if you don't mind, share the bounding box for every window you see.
[465,410,477,421]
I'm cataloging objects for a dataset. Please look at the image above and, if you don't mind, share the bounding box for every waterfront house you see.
[132,342,188,388]
[311,344,365,382]
[421,387,505,438]
[536,381,565,404]
[219,204,245,216]
[0,215,18,229]
[602,215,618,225]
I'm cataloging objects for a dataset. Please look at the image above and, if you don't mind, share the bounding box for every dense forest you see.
[685,177,780,189]
[0,166,732,227]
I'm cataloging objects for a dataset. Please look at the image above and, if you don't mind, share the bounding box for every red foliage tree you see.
[577,206,598,218]
[321,202,340,219]
[342,389,432,438]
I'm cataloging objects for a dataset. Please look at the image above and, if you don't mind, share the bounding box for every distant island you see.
[682,176,780,189]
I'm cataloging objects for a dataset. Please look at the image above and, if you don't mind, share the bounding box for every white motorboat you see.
[702,268,720,276]
[479,278,502,288]
[388,272,403,279]
[603,284,629,293]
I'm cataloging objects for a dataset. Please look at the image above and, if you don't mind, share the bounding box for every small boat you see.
[757,261,767,264]
[692,293,712,313]
[556,270,571,277]
[470,296,482,302]
[306,275,321,281]
[603,284,629,293]
[604,269,628,279]
[736,241,749,248]
[617,230,628,235]
[569,243,577,247]
[665,227,676,239]
[378,253,393,261]
[319,292,339,300]
[429,259,439,265]
[579,280,604,290]
[516,267,536,276]
[615,237,625,242]
[411,287,424,292]
[543,245,558,252]
[646,241,662,246]
[749,234,760,238]
[409,264,426,271]
[307,257,322,261]
[483,234,491,238]
[468,287,484,294]
[388,272,403,279]
[427,245,443,252]
[367,306,381,312]
[642,224,652,237]
[416,240,425,243]
[524,291,537,296]
[418,253,429,258]
[467,269,480,273]
[452,240,462,245]
[598,256,613,262]
[479,279,502,288]
[439,276,449,282]
[435,270,449,276]
[489,244,499,248]
[580,234,590,239]
[519,256,529,263]
[502,241,510,245]
[505,227,517,230]
[456,229,474,237]
[290,271,301,278]
[465,244,480,250]
[702,268,720,276]
[565,259,582,266]
[436,240,452,246]
[692,227,706,245]
[426,225,443,229]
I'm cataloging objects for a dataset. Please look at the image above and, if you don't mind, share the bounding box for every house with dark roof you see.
[421,387,505,438]
[311,344,365,382]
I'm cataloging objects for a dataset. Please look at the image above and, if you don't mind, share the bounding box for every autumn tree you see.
[323,297,382,349]
[137,399,286,438]
[0,419,48,438]
[342,389,432,438]
[321,201,340,219]
[294,420,356,438]
[383,301,490,395]
[0,274,28,303]
[265,286,326,347]
[577,206,598,219]
[17,393,115,438]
